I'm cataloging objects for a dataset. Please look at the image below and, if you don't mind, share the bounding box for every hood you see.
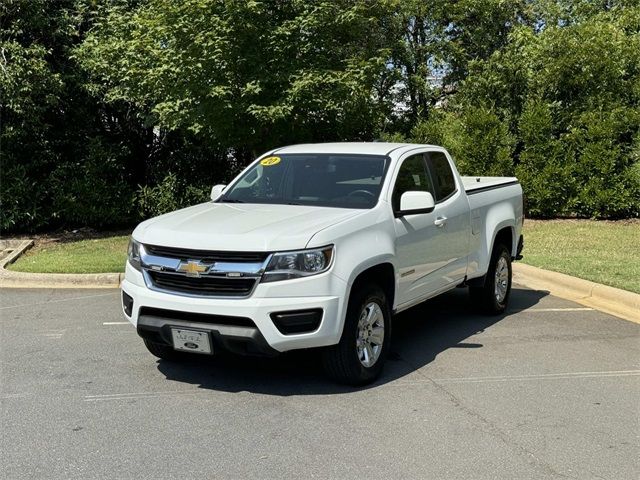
[134,202,362,252]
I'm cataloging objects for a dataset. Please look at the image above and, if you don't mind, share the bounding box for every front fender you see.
[307,207,398,311]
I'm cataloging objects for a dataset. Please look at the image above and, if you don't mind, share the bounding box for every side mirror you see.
[210,184,226,201]
[396,191,435,217]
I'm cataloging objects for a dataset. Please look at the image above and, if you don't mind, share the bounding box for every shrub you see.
[567,107,640,218]
[136,173,209,219]
[410,107,514,177]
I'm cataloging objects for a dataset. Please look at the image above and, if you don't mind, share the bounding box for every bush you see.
[514,101,575,217]
[515,102,640,218]
[136,173,209,219]
[49,140,136,228]
[410,107,514,177]
[426,6,640,219]
[0,162,48,232]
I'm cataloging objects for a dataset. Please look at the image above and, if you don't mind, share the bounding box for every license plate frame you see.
[170,328,212,354]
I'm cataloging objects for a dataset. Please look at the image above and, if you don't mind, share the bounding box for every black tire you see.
[469,243,512,315]
[143,338,184,361]
[322,284,391,385]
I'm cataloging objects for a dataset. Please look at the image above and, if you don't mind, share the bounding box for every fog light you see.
[270,309,322,335]
[122,291,134,317]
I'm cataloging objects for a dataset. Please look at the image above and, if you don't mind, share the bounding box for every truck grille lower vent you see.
[139,307,256,327]
[147,271,256,297]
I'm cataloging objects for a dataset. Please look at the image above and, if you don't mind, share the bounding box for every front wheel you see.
[322,284,391,385]
[469,244,512,315]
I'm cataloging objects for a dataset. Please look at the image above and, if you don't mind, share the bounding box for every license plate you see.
[171,328,212,354]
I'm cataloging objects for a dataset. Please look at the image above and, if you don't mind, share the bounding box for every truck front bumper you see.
[121,264,347,354]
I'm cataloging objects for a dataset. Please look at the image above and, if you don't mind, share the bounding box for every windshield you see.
[219,154,389,209]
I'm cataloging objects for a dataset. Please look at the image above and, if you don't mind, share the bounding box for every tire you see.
[322,284,391,385]
[143,338,184,361]
[469,243,512,315]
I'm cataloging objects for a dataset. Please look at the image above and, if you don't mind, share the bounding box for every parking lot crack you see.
[400,356,572,479]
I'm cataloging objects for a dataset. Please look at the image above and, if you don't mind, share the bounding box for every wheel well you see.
[468,227,514,288]
[494,227,514,257]
[351,263,395,309]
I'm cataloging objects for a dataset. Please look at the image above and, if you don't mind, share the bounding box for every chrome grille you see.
[140,244,269,298]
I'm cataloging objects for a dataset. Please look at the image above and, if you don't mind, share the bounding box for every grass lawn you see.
[8,235,129,274]
[7,220,639,293]
[521,219,640,294]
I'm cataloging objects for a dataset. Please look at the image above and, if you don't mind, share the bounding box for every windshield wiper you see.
[218,199,245,203]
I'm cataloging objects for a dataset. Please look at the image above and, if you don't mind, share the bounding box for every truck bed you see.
[461,175,523,281]
[462,176,519,195]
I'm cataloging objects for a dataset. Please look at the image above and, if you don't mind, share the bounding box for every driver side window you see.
[392,154,434,211]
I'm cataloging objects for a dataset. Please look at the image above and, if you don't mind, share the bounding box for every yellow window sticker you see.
[260,156,281,166]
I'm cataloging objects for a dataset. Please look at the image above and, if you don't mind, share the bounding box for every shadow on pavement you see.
[156,287,548,395]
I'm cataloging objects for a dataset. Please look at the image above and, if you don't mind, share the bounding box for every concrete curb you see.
[0,239,123,289]
[513,263,640,324]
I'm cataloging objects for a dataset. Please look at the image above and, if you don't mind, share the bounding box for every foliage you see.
[386,0,529,129]
[136,172,209,219]
[1,0,639,233]
[1,0,67,231]
[0,0,231,231]
[411,107,515,176]
[77,0,393,158]
[409,3,640,218]
[0,0,141,231]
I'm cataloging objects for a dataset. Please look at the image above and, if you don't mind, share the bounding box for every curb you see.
[513,263,640,324]
[0,239,122,289]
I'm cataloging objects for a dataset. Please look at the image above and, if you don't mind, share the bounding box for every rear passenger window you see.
[428,152,456,201]
[392,154,434,211]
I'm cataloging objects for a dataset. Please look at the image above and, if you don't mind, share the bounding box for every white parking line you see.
[0,393,30,400]
[426,370,640,385]
[102,322,129,325]
[390,370,640,388]
[0,292,117,310]
[523,307,594,312]
[41,329,66,339]
[84,390,206,402]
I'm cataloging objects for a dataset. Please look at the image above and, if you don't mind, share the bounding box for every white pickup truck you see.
[122,143,524,384]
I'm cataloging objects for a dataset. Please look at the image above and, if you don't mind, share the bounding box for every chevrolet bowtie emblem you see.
[177,260,209,277]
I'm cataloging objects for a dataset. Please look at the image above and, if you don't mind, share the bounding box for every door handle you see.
[434,216,447,227]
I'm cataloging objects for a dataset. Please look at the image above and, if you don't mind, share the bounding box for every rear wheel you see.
[469,244,512,315]
[322,284,391,385]
[143,338,184,361]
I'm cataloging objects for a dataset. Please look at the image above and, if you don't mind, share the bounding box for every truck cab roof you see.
[274,142,443,157]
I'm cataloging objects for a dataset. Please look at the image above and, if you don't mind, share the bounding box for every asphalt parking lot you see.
[1,286,638,479]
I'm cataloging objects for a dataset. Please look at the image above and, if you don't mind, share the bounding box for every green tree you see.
[3,0,639,233]
[1,0,68,230]
[77,0,394,163]
[412,2,640,218]
[387,0,529,131]
[1,0,145,231]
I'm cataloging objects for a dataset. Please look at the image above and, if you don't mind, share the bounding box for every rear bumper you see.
[121,267,347,354]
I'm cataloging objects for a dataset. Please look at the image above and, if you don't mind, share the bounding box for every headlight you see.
[127,238,142,271]
[262,246,334,282]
